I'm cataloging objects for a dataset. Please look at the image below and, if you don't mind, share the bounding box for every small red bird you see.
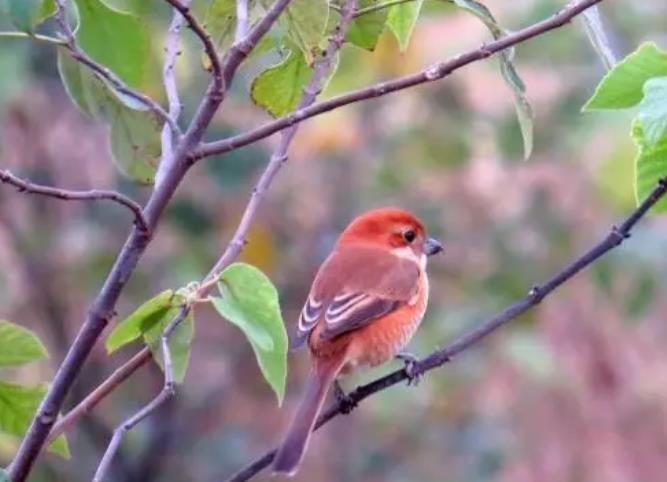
[272,207,443,476]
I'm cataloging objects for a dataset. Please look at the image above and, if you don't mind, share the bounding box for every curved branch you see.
[163,0,223,92]
[195,0,606,161]
[223,177,667,482]
[0,170,149,233]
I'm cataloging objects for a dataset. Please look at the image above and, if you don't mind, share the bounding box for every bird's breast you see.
[342,272,429,372]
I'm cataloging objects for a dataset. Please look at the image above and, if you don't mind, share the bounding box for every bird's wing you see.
[292,244,420,346]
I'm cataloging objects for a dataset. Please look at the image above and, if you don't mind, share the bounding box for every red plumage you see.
[273,207,442,476]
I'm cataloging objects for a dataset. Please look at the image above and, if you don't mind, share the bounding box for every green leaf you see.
[203,0,238,57]
[211,263,287,405]
[386,0,424,52]
[0,320,47,367]
[452,0,533,159]
[143,310,194,384]
[57,52,161,184]
[633,121,667,213]
[0,381,70,458]
[583,42,667,111]
[280,0,329,62]
[73,0,153,89]
[3,0,55,32]
[638,77,667,146]
[345,0,388,51]
[0,467,10,482]
[251,50,311,117]
[105,290,182,353]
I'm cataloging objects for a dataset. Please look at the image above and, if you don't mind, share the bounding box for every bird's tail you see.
[272,359,341,476]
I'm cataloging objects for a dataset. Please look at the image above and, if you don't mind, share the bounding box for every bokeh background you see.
[2,1,667,481]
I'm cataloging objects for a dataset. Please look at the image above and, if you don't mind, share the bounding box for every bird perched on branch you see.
[273,207,443,476]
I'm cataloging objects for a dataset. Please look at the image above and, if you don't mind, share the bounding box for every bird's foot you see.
[333,380,357,415]
[396,351,422,386]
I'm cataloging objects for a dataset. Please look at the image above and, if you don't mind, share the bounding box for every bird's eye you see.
[403,230,416,243]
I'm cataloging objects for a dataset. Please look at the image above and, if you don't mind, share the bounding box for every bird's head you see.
[338,207,443,262]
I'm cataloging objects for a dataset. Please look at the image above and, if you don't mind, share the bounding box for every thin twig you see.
[92,309,182,482]
[235,0,250,42]
[7,2,292,481]
[223,177,667,482]
[163,0,224,92]
[0,170,149,233]
[52,0,180,137]
[47,348,152,444]
[195,0,606,161]
[203,0,359,289]
[156,1,190,188]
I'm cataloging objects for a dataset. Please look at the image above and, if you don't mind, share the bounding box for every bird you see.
[272,207,443,476]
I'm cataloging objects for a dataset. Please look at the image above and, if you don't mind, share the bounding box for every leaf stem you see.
[0,31,65,45]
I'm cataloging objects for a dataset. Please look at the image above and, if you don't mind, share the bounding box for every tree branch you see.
[0,169,149,233]
[195,0,606,162]
[224,177,667,482]
[7,2,292,480]
[52,0,181,138]
[156,1,189,188]
[47,349,152,444]
[92,308,183,482]
[163,0,223,93]
[235,0,250,42]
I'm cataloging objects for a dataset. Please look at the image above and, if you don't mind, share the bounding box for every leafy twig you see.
[92,309,183,482]
[0,169,149,233]
[52,0,180,137]
[223,177,667,482]
[7,2,292,481]
[195,0,606,161]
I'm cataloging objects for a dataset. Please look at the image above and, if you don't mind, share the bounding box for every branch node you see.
[528,285,545,303]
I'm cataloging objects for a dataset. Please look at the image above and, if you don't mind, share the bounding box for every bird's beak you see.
[424,237,443,256]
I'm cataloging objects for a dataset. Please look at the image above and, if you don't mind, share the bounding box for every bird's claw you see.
[396,351,422,386]
[333,380,357,415]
